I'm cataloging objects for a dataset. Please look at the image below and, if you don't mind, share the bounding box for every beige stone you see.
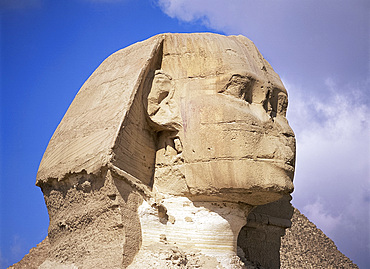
[133,197,252,268]
[37,33,295,204]
[11,206,360,269]
[34,33,296,268]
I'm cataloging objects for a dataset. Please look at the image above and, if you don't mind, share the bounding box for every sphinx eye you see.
[263,88,288,117]
[218,75,255,103]
[277,92,288,116]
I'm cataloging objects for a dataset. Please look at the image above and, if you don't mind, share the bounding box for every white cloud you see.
[285,77,369,210]
[157,0,210,22]
[156,0,245,33]
[303,199,342,237]
[285,77,370,261]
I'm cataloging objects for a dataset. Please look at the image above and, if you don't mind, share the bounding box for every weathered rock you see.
[136,197,253,268]
[11,207,359,268]
[16,33,298,268]
[127,243,227,269]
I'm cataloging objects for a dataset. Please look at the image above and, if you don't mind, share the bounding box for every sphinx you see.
[36,33,295,268]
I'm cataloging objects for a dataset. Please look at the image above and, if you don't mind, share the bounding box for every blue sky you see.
[1,0,369,268]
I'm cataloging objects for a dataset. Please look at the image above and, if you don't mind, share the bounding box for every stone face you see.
[29,33,298,268]
[37,33,295,204]
[151,34,295,205]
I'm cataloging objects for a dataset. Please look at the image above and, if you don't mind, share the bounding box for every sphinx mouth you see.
[255,157,294,165]
[187,156,295,171]
[254,158,295,171]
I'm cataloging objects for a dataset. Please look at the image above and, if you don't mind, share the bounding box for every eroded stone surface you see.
[37,170,143,268]
[137,196,253,267]
[11,207,359,268]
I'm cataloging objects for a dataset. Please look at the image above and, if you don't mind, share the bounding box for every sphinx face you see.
[150,72,295,205]
[150,34,295,205]
[177,74,295,205]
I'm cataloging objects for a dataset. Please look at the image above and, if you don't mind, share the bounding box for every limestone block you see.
[136,196,252,267]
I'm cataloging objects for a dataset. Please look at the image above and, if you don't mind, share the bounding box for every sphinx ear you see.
[146,70,182,131]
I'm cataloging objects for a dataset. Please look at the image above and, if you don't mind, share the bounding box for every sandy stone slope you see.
[9,208,359,269]
[280,208,358,269]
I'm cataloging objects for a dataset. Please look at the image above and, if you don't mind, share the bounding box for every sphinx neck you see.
[138,196,253,266]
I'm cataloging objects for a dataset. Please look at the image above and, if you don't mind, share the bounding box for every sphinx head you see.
[37,33,295,206]
[35,33,296,267]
